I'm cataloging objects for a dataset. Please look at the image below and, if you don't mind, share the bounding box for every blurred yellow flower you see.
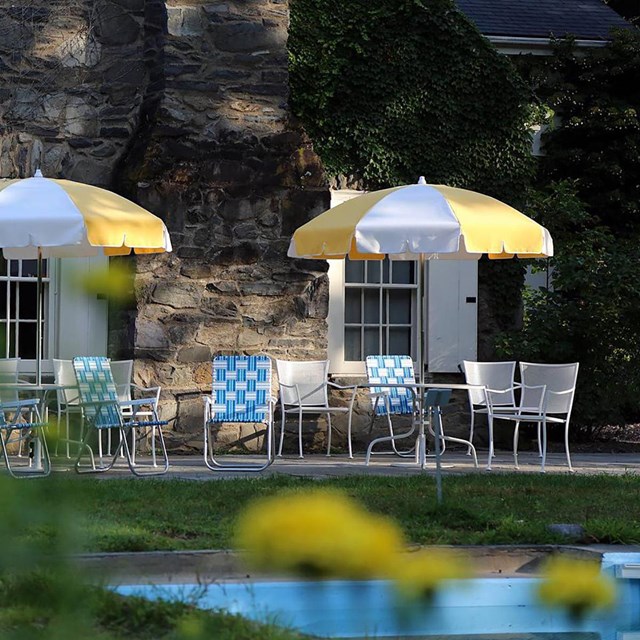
[235,489,405,579]
[391,548,472,601]
[537,555,616,619]
[72,262,133,304]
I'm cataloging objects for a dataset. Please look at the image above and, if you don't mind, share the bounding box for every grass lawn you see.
[12,472,640,552]
[5,472,640,639]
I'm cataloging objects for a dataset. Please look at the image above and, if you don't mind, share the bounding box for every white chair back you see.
[0,358,20,404]
[276,360,330,407]
[520,362,579,415]
[462,360,516,406]
[111,360,134,404]
[52,359,80,406]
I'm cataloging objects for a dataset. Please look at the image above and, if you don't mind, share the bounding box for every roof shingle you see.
[455,0,633,40]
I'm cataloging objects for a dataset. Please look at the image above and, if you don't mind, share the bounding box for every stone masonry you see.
[0,0,483,455]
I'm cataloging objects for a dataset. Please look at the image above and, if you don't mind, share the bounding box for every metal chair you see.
[365,355,419,457]
[0,358,41,457]
[0,393,50,478]
[485,362,579,472]
[203,354,275,471]
[72,356,169,476]
[52,358,84,458]
[275,359,357,458]
[110,359,161,465]
[461,360,517,457]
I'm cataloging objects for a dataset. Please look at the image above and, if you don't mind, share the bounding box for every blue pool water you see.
[114,552,640,638]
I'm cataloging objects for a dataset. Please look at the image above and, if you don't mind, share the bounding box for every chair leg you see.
[467,410,475,455]
[368,397,380,434]
[513,420,521,470]
[203,421,273,472]
[298,409,304,459]
[124,425,169,477]
[541,419,547,473]
[277,410,285,457]
[0,426,51,478]
[365,426,417,465]
[347,408,353,459]
[486,416,494,471]
[326,413,332,457]
[537,422,543,458]
[564,420,574,472]
[75,427,121,474]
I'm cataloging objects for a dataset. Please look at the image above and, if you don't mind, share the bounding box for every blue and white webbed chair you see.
[203,355,275,472]
[365,355,478,468]
[72,357,169,476]
[365,355,421,458]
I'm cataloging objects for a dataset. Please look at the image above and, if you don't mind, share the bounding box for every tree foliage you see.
[500,30,640,432]
[497,182,640,431]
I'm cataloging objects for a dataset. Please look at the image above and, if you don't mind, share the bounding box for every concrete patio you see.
[51,449,640,480]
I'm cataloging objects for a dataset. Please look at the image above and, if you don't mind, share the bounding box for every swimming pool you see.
[114,552,640,638]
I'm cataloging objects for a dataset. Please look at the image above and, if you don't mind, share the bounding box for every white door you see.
[427,260,477,372]
[55,256,109,358]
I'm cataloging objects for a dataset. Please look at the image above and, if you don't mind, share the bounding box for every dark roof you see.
[455,0,633,40]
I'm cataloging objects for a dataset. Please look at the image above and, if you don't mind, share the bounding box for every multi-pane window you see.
[343,257,417,362]
[0,259,48,359]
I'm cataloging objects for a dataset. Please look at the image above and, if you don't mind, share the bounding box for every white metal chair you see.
[0,358,41,458]
[111,359,161,465]
[203,355,275,472]
[276,359,357,458]
[461,360,517,457]
[52,358,84,458]
[0,394,50,478]
[486,362,579,472]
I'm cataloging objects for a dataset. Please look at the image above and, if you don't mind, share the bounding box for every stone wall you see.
[0,0,480,456]
[0,0,339,454]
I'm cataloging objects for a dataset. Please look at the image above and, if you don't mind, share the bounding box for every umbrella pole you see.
[36,247,42,387]
[417,254,443,503]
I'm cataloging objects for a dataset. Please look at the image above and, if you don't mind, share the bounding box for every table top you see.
[356,382,484,391]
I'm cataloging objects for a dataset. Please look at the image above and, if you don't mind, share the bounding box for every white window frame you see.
[327,189,479,376]
[0,255,109,378]
[0,258,57,376]
[328,259,419,375]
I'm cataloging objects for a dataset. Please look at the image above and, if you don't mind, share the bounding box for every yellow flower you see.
[235,489,405,579]
[72,262,134,303]
[537,556,616,619]
[391,548,472,601]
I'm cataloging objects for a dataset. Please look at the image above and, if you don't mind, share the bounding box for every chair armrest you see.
[130,384,161,402]
[278,382,303,405]
[78,399,118,408]
[0,398,41,412]
[326,382,357,391]
[118,398,154,408]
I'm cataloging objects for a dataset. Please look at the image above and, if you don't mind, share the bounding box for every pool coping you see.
[74,544,640,585]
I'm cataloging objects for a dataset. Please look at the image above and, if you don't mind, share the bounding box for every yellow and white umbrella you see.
[289,177,552,260]
[0,170,172,383]
[289,177,552,493]
[0,170,171,258]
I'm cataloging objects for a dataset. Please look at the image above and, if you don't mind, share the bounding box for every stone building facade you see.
[0,0,346,453]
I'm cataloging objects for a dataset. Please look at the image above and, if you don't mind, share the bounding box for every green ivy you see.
[289,0,534,199]
[289,0,536,353]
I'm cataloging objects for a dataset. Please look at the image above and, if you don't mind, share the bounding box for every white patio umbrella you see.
[289,177,553,499]
[0,170,172,384]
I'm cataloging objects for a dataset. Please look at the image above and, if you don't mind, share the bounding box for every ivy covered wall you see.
[289,0,536,357]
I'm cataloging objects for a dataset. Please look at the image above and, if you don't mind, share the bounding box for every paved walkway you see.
[52,449,640,479]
